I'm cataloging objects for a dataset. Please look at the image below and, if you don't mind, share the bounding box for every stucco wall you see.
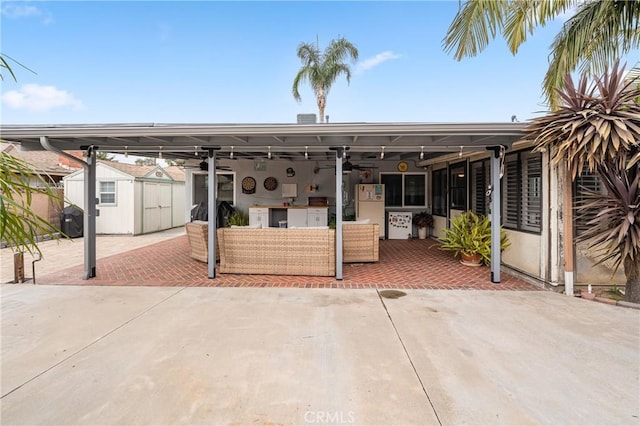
[575,241,625,286]
[502,230,541,277]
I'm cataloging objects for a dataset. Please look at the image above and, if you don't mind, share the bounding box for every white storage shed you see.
[63,161,185,235]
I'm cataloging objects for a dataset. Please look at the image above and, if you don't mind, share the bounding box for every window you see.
[501,151,543,233]
[574,170,603,235]
[471,160,490,216]
[449,162,467,210]
[193,172,236,206]
[99,181,116,205]
[432,168,447,216]
[381,173,427,208]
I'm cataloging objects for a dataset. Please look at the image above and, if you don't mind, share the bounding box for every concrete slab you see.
[384,290,640,425]
[1,287,438,425]
[1,285,182,396]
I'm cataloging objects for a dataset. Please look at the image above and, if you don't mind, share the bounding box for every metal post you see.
[85,147,97,279]
[39,137,96,280]
[490,147,502,283]
[335,149,343,280]
[207,148,217,279]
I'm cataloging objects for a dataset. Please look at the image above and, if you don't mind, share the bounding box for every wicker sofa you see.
[342,223,379,263]
[217,227,336,276]
[185,221,219,262]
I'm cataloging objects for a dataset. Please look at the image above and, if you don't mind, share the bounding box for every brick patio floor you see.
[36,236,539,290]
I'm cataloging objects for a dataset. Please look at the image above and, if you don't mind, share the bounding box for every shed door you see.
[143,182,172,233]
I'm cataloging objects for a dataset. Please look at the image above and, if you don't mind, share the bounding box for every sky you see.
[1,1,638,126]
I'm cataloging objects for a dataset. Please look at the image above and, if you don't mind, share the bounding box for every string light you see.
[459,146,463,158]
[268,146,272,160]
[304,146,309,160]
[419,146,424,160]
[230,146,234,159]
[194,146,198,156]
[124,146,128,158]
[380,146,385,160]
[158,147,163,159]
[342,146,347,159]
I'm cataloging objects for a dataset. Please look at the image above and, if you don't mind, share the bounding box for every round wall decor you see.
[241,176,256,194]
[263,176,278,191]
[397,161,409,172]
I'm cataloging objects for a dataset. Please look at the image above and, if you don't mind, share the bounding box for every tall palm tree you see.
[292,37,359,123]
[525,62,640,303]
[443,0,640,110]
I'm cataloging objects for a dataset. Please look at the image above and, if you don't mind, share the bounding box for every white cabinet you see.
[307,208,328,227]
[287,208,307,227]
[249,207,269,228]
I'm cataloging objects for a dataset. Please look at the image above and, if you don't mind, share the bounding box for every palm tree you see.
[443,0,640,110]
[525,62,640,303]
[292,37,359,123]
[1,55,62,256]
[1,153,64,256]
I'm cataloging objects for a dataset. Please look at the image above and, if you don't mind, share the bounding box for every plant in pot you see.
[413,211,433,239]
[438,211,510,266]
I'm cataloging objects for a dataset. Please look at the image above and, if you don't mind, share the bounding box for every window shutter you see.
[521,153,542,232]
[503,157,519,228]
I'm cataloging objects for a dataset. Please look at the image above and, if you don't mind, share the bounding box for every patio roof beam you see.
[231,136,248,144]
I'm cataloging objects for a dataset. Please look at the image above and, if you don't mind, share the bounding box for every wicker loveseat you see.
[342,223,379,263]
[217,227,336,276]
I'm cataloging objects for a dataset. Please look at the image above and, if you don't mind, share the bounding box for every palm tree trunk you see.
[317,91,326,123]
[624,256,640,303]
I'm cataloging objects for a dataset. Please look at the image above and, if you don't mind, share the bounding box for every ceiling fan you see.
[183,158,232,171]
[313,157,378,174]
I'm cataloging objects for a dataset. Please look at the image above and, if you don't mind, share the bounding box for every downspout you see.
[40,136,97,279]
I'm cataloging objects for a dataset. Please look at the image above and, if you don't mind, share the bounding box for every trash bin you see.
[60,205,83,238]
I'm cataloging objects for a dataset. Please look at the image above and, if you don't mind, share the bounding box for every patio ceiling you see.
[1,122,527,162]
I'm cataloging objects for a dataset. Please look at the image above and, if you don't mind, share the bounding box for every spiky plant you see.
[0,152,64,256]
[526,61,640,303]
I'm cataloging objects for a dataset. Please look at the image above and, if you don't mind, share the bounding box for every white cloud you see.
[356,51,402,75]
[2,84,84,112]
[1,3,52,24]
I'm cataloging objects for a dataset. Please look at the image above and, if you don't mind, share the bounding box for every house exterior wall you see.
[502,230,541,277]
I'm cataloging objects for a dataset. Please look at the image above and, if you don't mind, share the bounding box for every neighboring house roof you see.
[1,142,82,177]
[99,160,157,177]
[164,165,185,181]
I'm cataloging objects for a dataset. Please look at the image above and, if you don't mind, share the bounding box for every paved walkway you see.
[2,286,638,425]
[6,229,538,290]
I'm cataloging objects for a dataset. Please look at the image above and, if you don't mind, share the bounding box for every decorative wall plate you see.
[263,176,278,191]
[241,176,256,194]
[397,161,409,172]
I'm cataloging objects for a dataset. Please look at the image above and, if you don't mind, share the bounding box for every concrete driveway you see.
[1,285,638,425]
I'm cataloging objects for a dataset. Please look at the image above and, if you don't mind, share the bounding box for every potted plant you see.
[438,211,510,266]
[413,211,433,239]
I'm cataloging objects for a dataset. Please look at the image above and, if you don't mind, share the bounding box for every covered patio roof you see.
[1,121,527,161]
[1,121,527,284]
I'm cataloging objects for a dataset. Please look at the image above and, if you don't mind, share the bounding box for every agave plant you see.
[0,152,64,256]
[576,166,639,302]
[526,61,640,303]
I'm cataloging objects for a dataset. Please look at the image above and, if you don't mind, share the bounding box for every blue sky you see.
[1,1,637,125]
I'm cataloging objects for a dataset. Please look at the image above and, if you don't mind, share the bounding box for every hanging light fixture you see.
[419,145,424,160]
[304,146,309,160]
[268,146,272,160]
[380,146,385,159]
[229,146,234,159]
[194,146,199,156]
[459,146,463,158]
[124,146,128,158]
[342,145,348,159]
[158,147,163,159]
